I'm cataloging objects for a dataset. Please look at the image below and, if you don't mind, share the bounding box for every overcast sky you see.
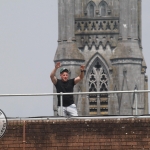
[0,0,150,117]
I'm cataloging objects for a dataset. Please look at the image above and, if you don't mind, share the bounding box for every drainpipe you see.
[23,121,26,150]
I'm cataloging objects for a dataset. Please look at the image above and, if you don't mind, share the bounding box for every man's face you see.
[60,72,69,82]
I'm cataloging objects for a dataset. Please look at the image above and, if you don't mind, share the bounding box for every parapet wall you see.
[1,117,150,150]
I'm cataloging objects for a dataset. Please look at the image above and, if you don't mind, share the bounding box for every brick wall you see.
[1,118,150,150]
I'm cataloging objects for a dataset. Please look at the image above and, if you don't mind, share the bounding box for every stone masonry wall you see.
[1,118,150,150]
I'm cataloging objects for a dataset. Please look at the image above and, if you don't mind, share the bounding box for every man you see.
[50,62,85,116]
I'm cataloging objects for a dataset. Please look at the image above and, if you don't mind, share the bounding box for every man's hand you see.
[80,65,85,71]
[55,62,61,69]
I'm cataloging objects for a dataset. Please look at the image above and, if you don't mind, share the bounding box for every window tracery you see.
[86,2,95,17]
[88,61,108,115]
[99,1,108,16]
[89,3,94,17]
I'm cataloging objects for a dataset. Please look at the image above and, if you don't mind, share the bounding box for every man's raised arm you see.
[50,62,61,85]
[74,65,86,84]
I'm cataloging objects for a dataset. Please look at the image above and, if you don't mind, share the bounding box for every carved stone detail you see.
[111,59,142,65]
[75,19,119,34]
[141,67,146,74]
[79,35,117,49]
[56,60,84,66]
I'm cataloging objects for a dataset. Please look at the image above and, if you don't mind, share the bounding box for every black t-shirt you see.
[55,79,75,107]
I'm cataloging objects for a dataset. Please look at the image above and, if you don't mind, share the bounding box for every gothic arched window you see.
[88,61,108,115]
[89,3,94,17]
[99,1,108,16]
[86,2,95,17]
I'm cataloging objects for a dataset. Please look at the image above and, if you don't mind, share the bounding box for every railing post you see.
[60,92,63,116]
[135,89,138,115]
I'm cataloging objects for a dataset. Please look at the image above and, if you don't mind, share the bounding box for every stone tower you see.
[53,0,148,116]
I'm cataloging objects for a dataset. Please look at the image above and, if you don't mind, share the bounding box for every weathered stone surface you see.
[53,0,148,116]
[111,41,143,59]
[54,42,84,61]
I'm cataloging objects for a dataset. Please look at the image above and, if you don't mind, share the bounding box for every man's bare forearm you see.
[50,68,57,79]
[50,68,58,85]
[50,62,61,85]
[79,71,84,80]
[74,65,85,84]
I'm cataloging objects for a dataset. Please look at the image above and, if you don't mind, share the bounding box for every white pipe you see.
[6,115,150,121]
[0,90,150,97]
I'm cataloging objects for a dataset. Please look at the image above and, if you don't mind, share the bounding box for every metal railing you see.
[0,89,149,117]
